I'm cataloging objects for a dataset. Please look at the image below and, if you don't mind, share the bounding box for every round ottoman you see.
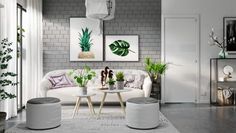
[26,97,61,130]
[126,97,159,129]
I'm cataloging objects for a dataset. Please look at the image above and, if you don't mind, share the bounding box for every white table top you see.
[95,88,132,93]
[73,93,96,97]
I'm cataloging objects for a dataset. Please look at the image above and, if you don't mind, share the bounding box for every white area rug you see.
[6,107,180,133]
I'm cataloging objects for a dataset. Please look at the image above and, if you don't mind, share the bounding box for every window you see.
[17,4,26,111]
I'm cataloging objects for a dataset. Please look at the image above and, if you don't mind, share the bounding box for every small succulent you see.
[79,28,93,52]
[107,78,116,85]
[116,72,124,81]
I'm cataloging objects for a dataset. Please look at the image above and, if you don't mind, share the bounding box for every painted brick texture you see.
[43,0,161,74]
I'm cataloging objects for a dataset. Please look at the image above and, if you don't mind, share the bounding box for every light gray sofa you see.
[40,69,152,104]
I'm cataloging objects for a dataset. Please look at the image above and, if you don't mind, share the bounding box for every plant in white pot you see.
[69,66,96,95]
[116,72,124,90]
[0,38,17,133]
[107,78,116,90]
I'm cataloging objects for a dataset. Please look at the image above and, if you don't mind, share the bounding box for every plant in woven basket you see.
[78,28,95,59]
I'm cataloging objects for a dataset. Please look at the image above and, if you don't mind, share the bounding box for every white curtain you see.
[0,0,17,119]
[25,0,43,102]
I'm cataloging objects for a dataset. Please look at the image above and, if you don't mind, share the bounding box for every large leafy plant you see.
[145,57,168,81]
[109,40,135,57]
[69,66,96,87]
[0,38,17,100]
[79,28,93,52]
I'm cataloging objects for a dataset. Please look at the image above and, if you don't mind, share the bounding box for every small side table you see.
[72,93,96,118]
[97,89,132,116]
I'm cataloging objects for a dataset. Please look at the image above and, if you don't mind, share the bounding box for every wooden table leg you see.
[98,92,107,116]
[72,97,81,118]
[117,92,126,114]
[87,96,96,115]
[86,97,93,115]
[76,97,82,115]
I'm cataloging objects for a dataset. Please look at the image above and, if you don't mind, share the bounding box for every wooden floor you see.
[6,104,236,133]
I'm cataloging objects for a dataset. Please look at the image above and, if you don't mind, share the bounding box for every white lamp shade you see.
[85,0,115,20]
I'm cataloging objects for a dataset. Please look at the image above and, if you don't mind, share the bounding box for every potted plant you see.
[78,28,95,59]
[116,72,124,90]
[69,66,96,95]
[145,57,168,83]
[107,78,116,90]
[0,38,17,133]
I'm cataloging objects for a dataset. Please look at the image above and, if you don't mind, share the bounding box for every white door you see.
[162,15,199,103]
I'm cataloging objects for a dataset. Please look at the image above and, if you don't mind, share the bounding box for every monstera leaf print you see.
[109,40,135,57]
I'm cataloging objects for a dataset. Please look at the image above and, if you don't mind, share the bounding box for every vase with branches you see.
[209,28,228,58]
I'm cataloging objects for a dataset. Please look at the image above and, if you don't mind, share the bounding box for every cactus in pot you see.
[116,72,124,90]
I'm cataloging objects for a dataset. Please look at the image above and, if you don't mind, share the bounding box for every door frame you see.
[161,14,200,103]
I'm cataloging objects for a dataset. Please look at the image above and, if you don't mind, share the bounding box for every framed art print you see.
[105,35,139,61]
[224,17,236,53]
[70,17,103,61]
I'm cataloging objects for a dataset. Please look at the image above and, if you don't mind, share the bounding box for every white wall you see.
[162,0,236,103]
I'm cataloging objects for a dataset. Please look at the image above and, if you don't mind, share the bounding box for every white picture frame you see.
[105,35,139,61]
[70,17,103,61]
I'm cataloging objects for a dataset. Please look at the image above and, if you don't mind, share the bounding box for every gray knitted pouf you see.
[126,97,159,129]
[26,97,61,130]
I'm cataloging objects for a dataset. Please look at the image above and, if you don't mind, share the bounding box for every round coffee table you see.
[72,93,96,118]
[97,88,132,116]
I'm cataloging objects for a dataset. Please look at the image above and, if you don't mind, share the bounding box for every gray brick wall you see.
[43,0,161,74]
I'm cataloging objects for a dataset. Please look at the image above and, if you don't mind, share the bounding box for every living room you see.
[1,0,236,133]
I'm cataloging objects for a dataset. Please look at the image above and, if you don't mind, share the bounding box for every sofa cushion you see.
[48,74,74,89]
[124,74,146,89]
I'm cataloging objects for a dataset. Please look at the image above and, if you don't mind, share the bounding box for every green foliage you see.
[116,72,124,81]
[17,26,25,43]
[79,28,93,52]
[69,66,96,87]
[107,78,116,85]
[0,38,17,100]
[109,40,135,57]
[145,57,168,80]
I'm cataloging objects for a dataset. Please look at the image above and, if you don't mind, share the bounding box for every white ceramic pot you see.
[116,81,124,90]
[78,86,87,95]
[108,84,115,90]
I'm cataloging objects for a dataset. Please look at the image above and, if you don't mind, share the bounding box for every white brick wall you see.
[43,0,161,74]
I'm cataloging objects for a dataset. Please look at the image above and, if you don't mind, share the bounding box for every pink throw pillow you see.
[48,74,75,89]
